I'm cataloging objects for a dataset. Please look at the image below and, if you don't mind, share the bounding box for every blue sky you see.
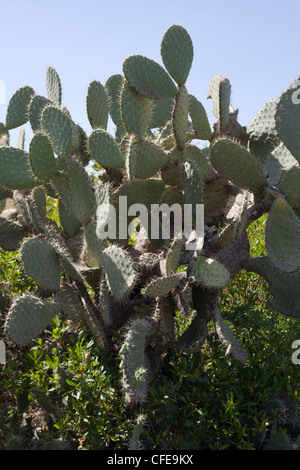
[1,0,300,146]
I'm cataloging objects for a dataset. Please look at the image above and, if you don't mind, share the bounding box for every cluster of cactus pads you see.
[1,24,300,406]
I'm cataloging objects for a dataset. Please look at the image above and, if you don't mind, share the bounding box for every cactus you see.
[1,24,300,409]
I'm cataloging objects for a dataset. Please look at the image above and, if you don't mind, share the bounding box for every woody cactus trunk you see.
[1,25,300,406]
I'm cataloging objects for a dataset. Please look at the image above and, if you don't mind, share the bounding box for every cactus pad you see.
[88,128,125,169]
[86,80,109,130]
[29,132,57,180]
[0,147,39,190]
[123,55,178,100]
[29,95,51,132]
[0,217,25,251]
[52,157,92,224]
[265,197,300,273]
[207,75,231,128]
[21,237,61,291]
[101,245,136,300]
[105,74,125,126]
[193,256,230,288]
[46,66,62,106]
[275,77,300,162]
[247,97,279,143]
[5,86,35,130]
[160,25,193,86]
[121,83,152,139]
[41,105,72,158]
[210,138,267,193]
[189,94,212,140]
[142,273,185,298]
[5,295,60,345]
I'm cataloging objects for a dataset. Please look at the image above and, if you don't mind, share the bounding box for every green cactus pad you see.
[82,306,108,350]
[213,306,247,363]
[207,75,231,128]
[176,315,207,353]
[159,186,184,207]
[247,97,279,142]
[142,272,185,298]
[164,238,184,275]
[113,178,166,211]
[86,80,109,130]
[21,237,61,291]
[183,145,216,182]
[82,222,106,268]
[159,120,175,150]
[88,128,125,169]
[265,143,298,187]
[41,105,72,158]
[264,155,282,187]
[123,55,178,100]
[52,157,92,224]
[55,243,83,282]
[54,283,85,321]
[182,160,202,221]
[279,164,300,208]
[5,86,35,130]
[119,317,153,405]
[245,256,300,318]
[31,186,47,227]
[0,217,25,251]
[58,199,82,238]
[121,83,152,138]
[134,138,167,179]
[265,197,300,273]
[149,98,173,129]
[101,245,136,300]
[0,147,39,190]
[202,177,229,222]
[105,74,125,126]
[275,77,300,162]
[13,190,33,226]
[153,296,175,350]
[189,94,212,140]
[160,25,193,86]
[29,132,57,180]
[4,295,60,345]
[210,138,267,193]
[160,147,183,188]
[193,256,230,288]
[248,140,274,166]
[272,143,297,169]
[46,66,62,106]
[172,85,189,150]
[29,95,51,132]
[95,182,113,239]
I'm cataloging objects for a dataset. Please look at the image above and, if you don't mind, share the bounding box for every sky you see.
[0,0,300,147]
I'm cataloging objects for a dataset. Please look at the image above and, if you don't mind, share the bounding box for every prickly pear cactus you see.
[1,24,300,407]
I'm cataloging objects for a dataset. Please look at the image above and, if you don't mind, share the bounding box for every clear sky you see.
[1,0,300,146]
